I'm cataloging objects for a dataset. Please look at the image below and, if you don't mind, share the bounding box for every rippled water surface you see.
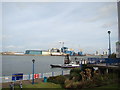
[2,55,103,76]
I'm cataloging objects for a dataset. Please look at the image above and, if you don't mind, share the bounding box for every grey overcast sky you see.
[1,1,118,54]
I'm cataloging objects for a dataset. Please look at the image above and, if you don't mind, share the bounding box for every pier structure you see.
[86,57,120,75]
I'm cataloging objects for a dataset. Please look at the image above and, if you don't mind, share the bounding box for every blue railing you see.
[105,58,120,65]
[88,58,120,65]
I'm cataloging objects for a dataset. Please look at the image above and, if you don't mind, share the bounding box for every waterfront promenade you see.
[1,70,70,83]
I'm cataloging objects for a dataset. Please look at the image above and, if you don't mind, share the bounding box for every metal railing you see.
[87,58,120,65]
[1,70,70,83]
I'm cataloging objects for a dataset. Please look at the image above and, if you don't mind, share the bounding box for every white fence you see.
[1,70,70,83]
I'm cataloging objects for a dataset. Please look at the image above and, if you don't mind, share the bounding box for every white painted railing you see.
[1,70,70,83]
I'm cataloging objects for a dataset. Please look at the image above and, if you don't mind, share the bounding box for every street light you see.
[108,31,111,58]
[32,59,35,84]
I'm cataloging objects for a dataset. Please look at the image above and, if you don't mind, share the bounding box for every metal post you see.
[28,74,30,80]
[52,72,54,76]
[108,31,111,58]
[80,60,82,70]
[62,70,63,75]
[32,62,34,84]
[32,59,35,84]
[106,68,108,73]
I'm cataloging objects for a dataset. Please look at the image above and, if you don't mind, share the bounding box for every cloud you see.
[2,45,26,52]
[2,2,118,53]
[99,4,117,15]
[83,3,117,22]
[2,35,13,40]
[101,21,118,28]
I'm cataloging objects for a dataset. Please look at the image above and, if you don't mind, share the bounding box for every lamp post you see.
[32,59,35,84]
[108,31,111,58]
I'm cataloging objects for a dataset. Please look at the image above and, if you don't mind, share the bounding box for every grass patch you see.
[96,83,119,89]
[15,82,62,88]
[82,83,119,90]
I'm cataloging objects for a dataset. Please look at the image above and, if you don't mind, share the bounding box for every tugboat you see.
[61,61,80,68]
[61,56,80,68]
[50,55,81,68]
[50,64,62,68]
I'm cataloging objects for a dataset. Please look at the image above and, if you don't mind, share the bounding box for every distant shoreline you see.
[1,54,107,57]
[1,54,51,56]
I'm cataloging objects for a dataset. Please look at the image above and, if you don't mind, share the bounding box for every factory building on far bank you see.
[24,49,65,56]
[25,50,51,56]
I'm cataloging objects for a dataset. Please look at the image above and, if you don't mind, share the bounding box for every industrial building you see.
[25,50,51,55]
[25,50,42,55]
[25,49,62,56]
[24,47,83,56]
[61,47,76,56]
[42,50,51,55]
[50,48,62,56]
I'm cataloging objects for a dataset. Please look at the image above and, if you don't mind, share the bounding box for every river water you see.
[2,55,103,76]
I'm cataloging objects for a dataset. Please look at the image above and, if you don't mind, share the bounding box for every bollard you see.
[62,71,63,75]
[52,72,54,76]
[40,73,43,78]
[44,77,47,82]
[28,74,30,80]
[106,68,109,73]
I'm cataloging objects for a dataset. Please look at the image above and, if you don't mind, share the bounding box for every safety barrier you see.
[88,58,120,65]
[1,70,70,83]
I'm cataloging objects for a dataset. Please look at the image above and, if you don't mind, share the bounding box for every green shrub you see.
[83,80,95,88]
[92,74,109,87]
[64,79,83,89]
[47,76,56,83]
[70,68,82,81]
[103,73,118,84]
[72,81,83,88]
[64,79,73,88]
[82,64,87,71]
[70,68,81,74]
[47,75,65,84]
[55,75,66,84]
